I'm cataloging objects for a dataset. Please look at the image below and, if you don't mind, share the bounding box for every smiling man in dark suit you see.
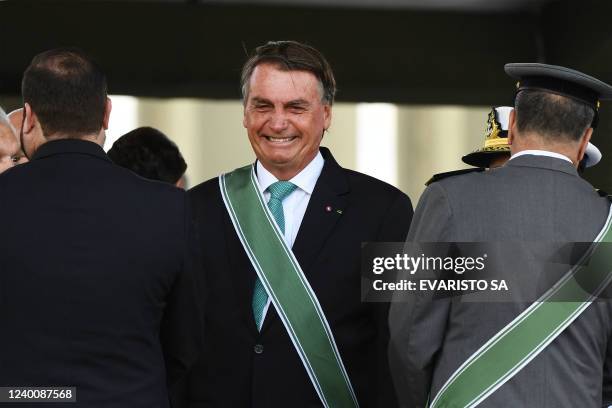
[0,48,202,407]
[185,41,413,407]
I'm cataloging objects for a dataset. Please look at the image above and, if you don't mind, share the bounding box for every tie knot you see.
[268,181,297,201]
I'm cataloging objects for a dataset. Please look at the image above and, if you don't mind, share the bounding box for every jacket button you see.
[254,344,264,354]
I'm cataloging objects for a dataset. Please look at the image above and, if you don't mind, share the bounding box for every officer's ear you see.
[102,97,112,130]
[507,108,516,146]
[577,127,593,164]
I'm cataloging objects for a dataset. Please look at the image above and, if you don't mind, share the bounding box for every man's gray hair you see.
[0,107,18,136]
[515,90,594,142]
[0,107,9,125]
[240,41,336,105]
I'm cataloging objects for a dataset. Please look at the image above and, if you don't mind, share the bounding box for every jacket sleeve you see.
[371,191,413,407]
[388,183,453,408]
[603,324,612,407]
[161,193,205,391]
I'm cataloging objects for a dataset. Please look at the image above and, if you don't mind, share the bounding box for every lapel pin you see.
[325,205,332,212]
[336,209,343,215]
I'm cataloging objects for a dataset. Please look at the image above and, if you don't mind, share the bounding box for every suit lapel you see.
[292,175,348,273]
[260,148,349,333]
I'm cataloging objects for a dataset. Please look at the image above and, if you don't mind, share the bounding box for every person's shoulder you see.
[0,160,68,190]
[592,188,612,209]
[418,167,493,209]
[425,167,493,202]
[0,162,28,185]
[189,175,221,200]
[320,146,408,201]
[188,175,234,222]
[426,168,485,186]
[112,164,183,195]
[341,167,411,204]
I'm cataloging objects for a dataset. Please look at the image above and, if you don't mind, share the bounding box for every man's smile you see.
[263,135,298,144]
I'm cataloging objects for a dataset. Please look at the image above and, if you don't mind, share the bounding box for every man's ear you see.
[23,103,36,135]
[242,100,249,129]
[577,127,593,163]
[102,97,112,130]
[507,108,516,145]
[323,104,332,132]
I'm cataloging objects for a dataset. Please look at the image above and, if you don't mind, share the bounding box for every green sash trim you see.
[219,165,359,408]
[429,205,612,408]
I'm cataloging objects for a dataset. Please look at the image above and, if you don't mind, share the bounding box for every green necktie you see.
[252,180,298,331]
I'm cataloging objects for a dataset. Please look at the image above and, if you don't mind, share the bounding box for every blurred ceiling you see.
[201,0,552,12]
[20,0,553,11]
[4,0,605,105]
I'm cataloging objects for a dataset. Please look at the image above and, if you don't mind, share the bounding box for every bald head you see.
[0,109,20,174]
[8,109,23,134]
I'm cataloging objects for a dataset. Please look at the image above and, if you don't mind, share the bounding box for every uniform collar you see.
[510,149,573,164]
[506,152,578,177]
[31,139,111,163]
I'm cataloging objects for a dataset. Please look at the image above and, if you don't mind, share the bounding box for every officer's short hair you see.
[22,48,107,138]
[515,90,594,142]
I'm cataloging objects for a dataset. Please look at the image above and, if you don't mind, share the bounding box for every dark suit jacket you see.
[184,147,413,407]
[389,155,612,407]
[0,139,203,408]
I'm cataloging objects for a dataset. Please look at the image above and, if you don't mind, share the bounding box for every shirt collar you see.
[256,151,324,195]
[510,149,573,164]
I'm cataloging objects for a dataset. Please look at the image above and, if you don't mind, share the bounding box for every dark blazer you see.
[389,155,612,408]
[184,147,413,407]
[0,139,202,408]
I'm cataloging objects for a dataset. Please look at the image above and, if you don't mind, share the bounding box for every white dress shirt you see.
[510,149,573,164]
[255,151,325,325]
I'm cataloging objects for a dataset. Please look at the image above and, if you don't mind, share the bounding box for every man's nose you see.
[268,110,289,133]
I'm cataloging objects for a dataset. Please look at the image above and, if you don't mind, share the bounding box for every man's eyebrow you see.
[285,99,310,107]
[250,97,272,105]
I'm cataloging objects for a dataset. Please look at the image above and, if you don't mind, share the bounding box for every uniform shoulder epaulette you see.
[596,189,611,199]
[425,168,485,186]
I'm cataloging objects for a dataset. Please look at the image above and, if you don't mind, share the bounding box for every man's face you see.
[0,123,21,174]
[8,109,28,164]
[243,63,331,180]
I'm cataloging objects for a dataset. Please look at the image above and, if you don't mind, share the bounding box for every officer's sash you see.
[429,204,612,408]
[219,165,359,408]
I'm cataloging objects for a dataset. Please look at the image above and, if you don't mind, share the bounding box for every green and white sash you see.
[429,204,612,408]
[220,165,359,408]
